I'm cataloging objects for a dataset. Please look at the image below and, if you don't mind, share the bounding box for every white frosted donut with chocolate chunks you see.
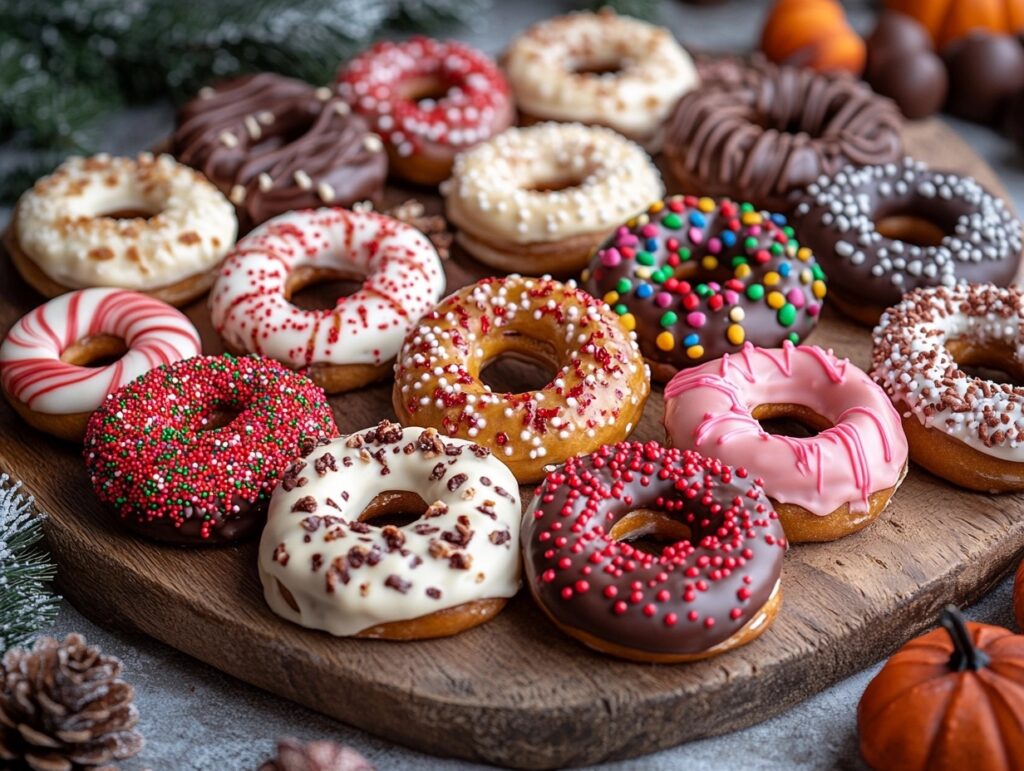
[259,421,521,640]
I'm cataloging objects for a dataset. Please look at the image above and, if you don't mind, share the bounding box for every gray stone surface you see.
[4,0,1024,768]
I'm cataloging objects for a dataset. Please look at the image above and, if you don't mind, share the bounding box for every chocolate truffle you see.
[944,31,1024,125]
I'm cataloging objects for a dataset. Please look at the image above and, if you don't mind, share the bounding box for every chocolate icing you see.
[173,73,387,230]
[663,58,903,211]
[522,441,786,656]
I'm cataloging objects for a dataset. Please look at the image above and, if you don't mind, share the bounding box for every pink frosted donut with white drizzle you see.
[209,207,445,394]
[662,341,908,543]
[0,288,201,441]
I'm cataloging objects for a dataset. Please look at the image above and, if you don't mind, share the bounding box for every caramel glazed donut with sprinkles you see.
[502,9,698,151]
[260,421,521,640]
[663,342,909,543]
[795,158,1024,326]
[337,36,514,186]
[8,154,237,308]
[872,284,1024,493]
[522,441,786,663]
[209,207,446,394]
[0,288,201,442]
[583,195,827,381]
[83,354,336,545]
[442,122,663,275]
[392,275,651,484]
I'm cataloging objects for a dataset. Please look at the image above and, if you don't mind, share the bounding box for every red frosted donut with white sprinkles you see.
[337,36,514,185]
[209,207,446,394]
[522,441,786,662]
[0,288,201,442]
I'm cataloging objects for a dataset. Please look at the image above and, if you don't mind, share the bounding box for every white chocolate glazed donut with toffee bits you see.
[0,288,201,442]
[209,207,445,394]
[8,154,236,307]
[259,422,521,640]
[503,9,698,151]
[442,122,663,275]
[392,275,651,483]
[663,342,909,543]
[872,283,1024,492]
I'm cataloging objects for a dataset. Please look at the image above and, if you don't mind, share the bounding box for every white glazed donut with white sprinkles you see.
[259,422,521,639]
[209,207,446,394]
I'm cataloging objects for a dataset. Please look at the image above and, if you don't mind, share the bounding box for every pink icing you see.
[662,342,908,516]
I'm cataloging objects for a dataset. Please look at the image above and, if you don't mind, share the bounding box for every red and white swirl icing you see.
[662,342,908,516]
[209,208,446,369]
[0,288,201,415]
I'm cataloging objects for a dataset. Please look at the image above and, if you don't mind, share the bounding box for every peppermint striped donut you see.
[0,288,201,441]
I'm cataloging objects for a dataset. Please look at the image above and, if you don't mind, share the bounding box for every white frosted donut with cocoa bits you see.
[13,153,236,295]
[259,422,521,639]
[503,9,698,149]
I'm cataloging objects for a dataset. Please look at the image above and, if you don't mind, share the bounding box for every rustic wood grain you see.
[2,120,1023,769]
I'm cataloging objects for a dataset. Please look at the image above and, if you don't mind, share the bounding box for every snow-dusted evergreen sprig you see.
[0,475,58,652]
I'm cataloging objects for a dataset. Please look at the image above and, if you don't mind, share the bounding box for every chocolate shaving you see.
[291,496,317,513]
[385,574,412,593]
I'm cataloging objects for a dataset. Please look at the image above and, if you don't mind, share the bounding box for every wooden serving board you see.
[2,119,1024,770]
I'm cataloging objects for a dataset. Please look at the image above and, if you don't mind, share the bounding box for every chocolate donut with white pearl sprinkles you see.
[522,441,786,662]
[83,354,336,544]
[795,158,1023,326]
[392,275,650,483]
[582,195,826,380]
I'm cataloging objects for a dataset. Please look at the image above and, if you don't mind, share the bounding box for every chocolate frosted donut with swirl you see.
[173,73,387,230]
[663,59,903,211]
[523,441,786,662]
[582,195,826,380]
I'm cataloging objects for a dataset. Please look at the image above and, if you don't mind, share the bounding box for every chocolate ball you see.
[945,32,1024,125]
[867,49,947,120]
[866,11,933,80]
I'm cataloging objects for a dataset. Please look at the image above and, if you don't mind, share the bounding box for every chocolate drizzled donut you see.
[663,59,903,212]
[173,73,387,230]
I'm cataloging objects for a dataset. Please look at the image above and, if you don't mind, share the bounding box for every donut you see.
[582,195,827,381]
[337,37,513,186]
[392,275,651,483]
[83,354,336,544]
[502,9,698,151]
[443,122,663,275]
[7,153,237,307]
[795,158,1023,325]
[0,288,201,442]
[522,440,786,663]
[871,283,1024,492]
[662,342,909,543]
[174,74,388,232]
[209,207,446,394]
[663,58,903,212]
[260,421,521,639]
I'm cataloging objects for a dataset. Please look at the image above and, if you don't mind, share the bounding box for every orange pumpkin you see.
[859,606,1024,771]
[760,0,866,75]
[886,0,1024,50]
[1015,559,1024,629]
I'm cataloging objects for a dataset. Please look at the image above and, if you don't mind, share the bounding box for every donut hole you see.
[285,266,365,311]
[198,406,243,433]
[477,333,559,394]
[752,403,833,438]
[946,338,1024,387]
[398,75,454,107]
[523,172,590,193]
[358,490,430,529]
[610,509,693,557]
[60,335,129,368]
[874,214,949,247]
[569,56,626,76]
[97,206,160,221]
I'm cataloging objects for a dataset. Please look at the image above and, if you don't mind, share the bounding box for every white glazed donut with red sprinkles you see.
[337,36,514,185]
[0,288,201,440]
[209,207,445,393]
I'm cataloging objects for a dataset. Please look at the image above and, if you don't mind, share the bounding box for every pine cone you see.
[259,738,374,771]
[0,633,144,771]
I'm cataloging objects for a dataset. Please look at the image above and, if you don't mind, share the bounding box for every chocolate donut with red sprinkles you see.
[83,354,336,544]
[522,441,786,662]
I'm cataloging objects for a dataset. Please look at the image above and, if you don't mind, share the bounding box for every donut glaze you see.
[260,422,521,638]
[0,288,200,415]
[84,354,336,544]
[795,158,1023,316]
[582,195,826,379]
[662,342,908,517]
[522,441,786,659]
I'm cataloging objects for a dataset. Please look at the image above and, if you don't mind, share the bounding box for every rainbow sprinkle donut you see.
[582,195,827,380]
